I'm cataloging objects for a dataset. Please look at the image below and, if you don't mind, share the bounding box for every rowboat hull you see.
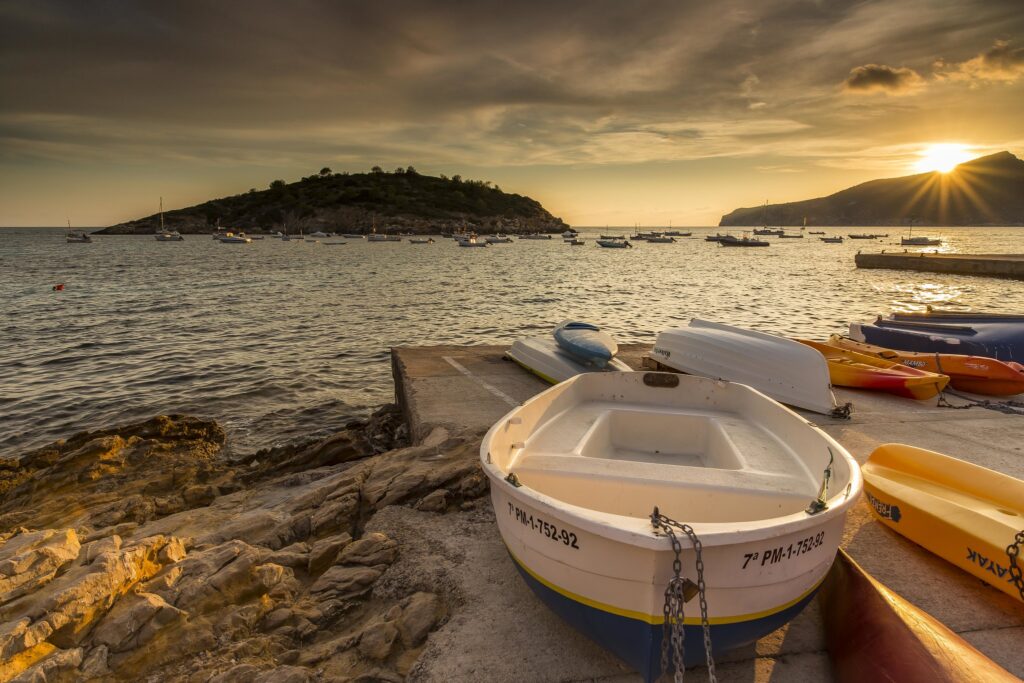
[829,335,1024,396]
[796,339,949,400]
[862,444,1024,602]
[820,549,1019,682]
[652,320,839,415]
[482,372,862,680]
[552,321,618,367]
[506,337,632,384]
[851,312,1024,364]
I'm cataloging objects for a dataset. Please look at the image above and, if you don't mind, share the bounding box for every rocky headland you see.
[0,407,491,682]
[719,151,1024,227]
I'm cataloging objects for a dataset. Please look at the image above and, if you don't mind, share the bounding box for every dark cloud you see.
[843,64,923,94]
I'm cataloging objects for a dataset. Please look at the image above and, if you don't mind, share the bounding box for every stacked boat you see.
[851,311,1024,364]
[506,321,631,384]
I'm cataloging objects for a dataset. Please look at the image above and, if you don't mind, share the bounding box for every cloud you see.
[936,40,1024,83]
[843,64,924,94]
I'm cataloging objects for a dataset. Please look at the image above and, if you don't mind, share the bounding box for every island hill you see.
[97,166,568,235]
[720,151,1024,227]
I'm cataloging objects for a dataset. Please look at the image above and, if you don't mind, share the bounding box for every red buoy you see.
[53,284,65,291]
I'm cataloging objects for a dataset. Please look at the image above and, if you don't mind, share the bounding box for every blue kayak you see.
[851,311,1024,364]
[552,321,619,368]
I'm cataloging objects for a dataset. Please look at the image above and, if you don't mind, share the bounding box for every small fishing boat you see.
[753,228,784,236]
[506,337,632,384]
[153,197,184,241]
[861,444,1024,603]
[482,371,862,680]
[847,234,878,239]
[651,319,841,415]
[820,236,843,243]
[322,241,347,246]
[309,231,329,238]
[901,236,942,246]
[597,239,632,248]
[217,232,252,244]
[341,233,364,238]
[850,311,1024,364]
[646,235,677,243]
[485,234,513,243]
[820,548,1019,682]
[828,335,1024,396]
[561,230,578,238]
[704,233,731,243]
[599,234,625,240]
[719,234,769,247]
[808,231,825,235]
[795,339,949,399]
[519,233,553,240]
[408,238,435,244]
[777,233,804,238]
[553,321,618,368]
[566,238,585,246]
[457,234,489,247]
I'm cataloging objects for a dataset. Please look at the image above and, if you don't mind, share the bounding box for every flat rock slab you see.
[390,344,1024,681]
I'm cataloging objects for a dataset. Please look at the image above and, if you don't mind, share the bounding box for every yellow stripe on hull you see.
[507,547,828,626]
[862,443,1024,602]
[507,355,558,385]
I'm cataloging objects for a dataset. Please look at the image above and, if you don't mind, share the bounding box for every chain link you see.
[651,507,717,683]
[1007,530,1024,603]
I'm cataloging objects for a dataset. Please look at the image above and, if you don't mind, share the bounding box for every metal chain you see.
[1007,530,1024,602]
[651,507,717,683]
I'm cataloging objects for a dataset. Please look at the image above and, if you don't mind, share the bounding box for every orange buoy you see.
[53,284,65,291]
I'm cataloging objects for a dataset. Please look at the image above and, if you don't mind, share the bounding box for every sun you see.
[914,143,974,173]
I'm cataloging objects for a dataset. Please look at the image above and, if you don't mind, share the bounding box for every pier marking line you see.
[442,356,520,407]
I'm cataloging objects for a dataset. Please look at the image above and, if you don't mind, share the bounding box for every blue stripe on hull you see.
[510,554,820,682]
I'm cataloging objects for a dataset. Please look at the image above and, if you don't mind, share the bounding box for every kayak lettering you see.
[652,346,671,358]
[743,531,825,569]
[865,491,902,522]
[508,502,580,549]
[966,547,1015,583]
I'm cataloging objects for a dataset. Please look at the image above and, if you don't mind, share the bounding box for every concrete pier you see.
[855,251,1024,280]
[391,344,1024,681]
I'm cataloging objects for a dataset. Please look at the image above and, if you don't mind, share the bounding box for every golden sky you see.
[1,0,1023,226]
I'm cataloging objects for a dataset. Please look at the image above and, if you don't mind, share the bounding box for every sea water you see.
[2,226,1023,458]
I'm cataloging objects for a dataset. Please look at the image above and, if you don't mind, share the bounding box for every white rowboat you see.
[482,371,861,680]
[506,337,632,384]
[651,319,840,415]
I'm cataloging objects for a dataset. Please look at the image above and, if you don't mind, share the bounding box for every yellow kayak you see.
[862,444,1024,602]
[796,339,949,400]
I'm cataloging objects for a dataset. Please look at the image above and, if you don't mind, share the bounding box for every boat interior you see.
[494,375,850,524]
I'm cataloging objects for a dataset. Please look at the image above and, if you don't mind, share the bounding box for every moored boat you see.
[820,548,1019,682]
[861,444,1024,603]
[719,234,769,247]
[217,232,252,244]
[796,339,949,399]
[820,236,843,243]
[850,311,1024,364]
[482,371,862,680]
[66,229,92,243]
[566,238,585,245]
[408,237,435,244]
[828,334,1024,396]
[597,239,632,248]
[651,319,841,415]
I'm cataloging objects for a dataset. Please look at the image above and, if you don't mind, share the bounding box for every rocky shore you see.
[0,407,490,682]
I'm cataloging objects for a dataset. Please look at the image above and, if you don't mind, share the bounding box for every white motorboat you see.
[597,239,632,248]
[482,371,861,680]
[900,236,941,246]
[519,233,553,240]
[561,230,578,238]
[457,234,489,247]
[485,234,513,243]
[566,238,585,246]
[309,231,330,238]
[650,319,842,415]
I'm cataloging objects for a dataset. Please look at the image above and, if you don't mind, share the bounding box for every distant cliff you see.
[97,167,568,234]
[720,151,1024,226]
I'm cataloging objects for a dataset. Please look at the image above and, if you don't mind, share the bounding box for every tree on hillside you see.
[371,166,383,174]
[269,179,286,190]
[405,166,418,176]
[319,167,332,176]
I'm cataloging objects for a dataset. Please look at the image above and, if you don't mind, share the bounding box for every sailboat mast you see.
[160,197,164,231]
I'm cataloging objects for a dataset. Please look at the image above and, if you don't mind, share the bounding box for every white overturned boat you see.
[482,371,861,680]
[507,337,631,384]
[651,319,842,415]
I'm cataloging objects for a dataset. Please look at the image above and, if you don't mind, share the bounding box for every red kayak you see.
[819,549,1018,683]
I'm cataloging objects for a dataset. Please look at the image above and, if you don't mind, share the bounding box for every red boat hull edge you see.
[819,549,1018,683]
